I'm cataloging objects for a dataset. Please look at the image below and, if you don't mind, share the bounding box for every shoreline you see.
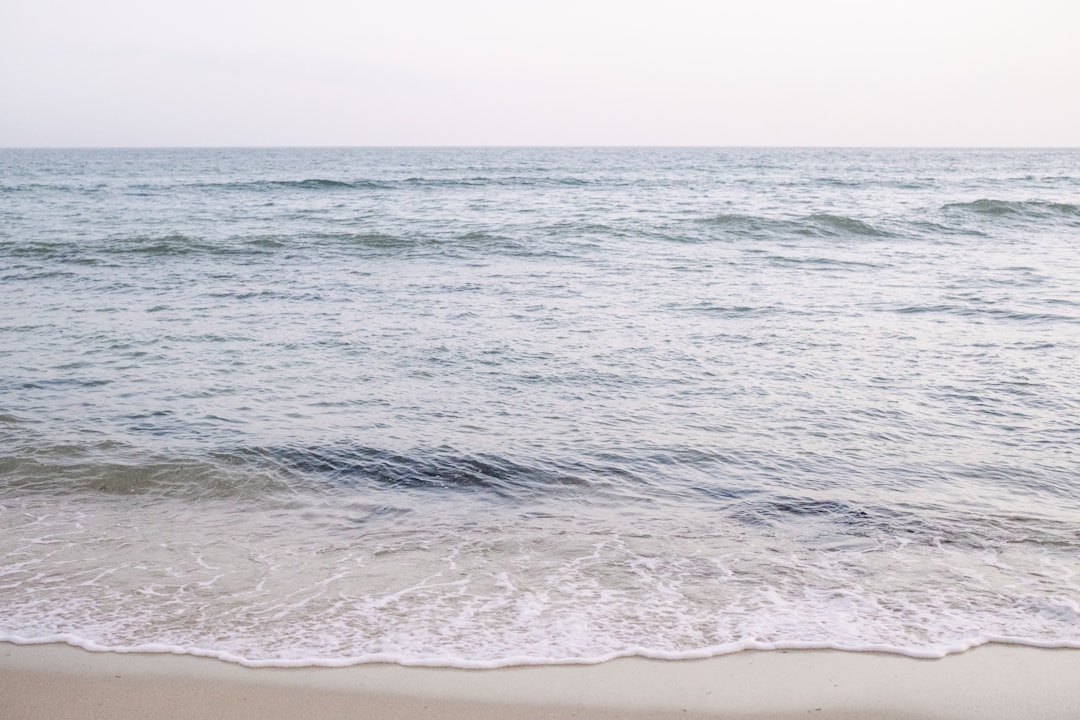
[3,642,1080,719]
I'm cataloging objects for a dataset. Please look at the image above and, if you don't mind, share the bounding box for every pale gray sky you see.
[1,0,1077,146]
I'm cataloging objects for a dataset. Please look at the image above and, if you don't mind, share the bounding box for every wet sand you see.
[3,642,1079,719]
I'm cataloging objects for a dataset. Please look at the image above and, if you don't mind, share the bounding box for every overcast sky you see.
[1,0,1077,147]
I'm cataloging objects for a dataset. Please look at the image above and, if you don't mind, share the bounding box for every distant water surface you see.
[1,148,1079,666]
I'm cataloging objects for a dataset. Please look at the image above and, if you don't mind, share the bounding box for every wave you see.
[307,231,546,258]
[402,175,590,188]
[697,213,783,232]
[752,252,886,270]
[802,213,888,236]
[0,231,546,264]
[1,183,70,194]
[893,303,1080,324]
[0,175,591,195]
[109,234,219,256]
[666,302,779,316]
[0,446,293,500]
[231,443,598,500]
[5,439,1080,669]
[182,175,595,193]
[112,233,295,259]
[0,441,601,502]
[266,178,387,190]
[310,231,422,250]
[697,213,889,239]
[0,428,298,500]
[287,178,363,189]
[15,438,1076,535]
[183,178,391,192]
[0,240,104,264]
[0,234,248,262]
[942,199,1080,218]
[2,439,768,508]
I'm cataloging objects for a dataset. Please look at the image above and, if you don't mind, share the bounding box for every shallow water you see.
[2,147,1079,666]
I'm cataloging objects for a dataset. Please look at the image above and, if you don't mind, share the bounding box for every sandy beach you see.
[2,642,1079,719]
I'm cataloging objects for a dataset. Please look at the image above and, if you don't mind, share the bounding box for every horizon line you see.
[3,144,1078,151]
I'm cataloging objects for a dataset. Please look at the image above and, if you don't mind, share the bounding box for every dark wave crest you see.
[894,303,1080,324]
[943,199,1080,218]
[0,440,600,502]
[697,213,782,233]
[109,234,216,256]
[231,444,597,500]
[697,212,889,239]
[184,175,595,193]
[802,213,888,236]
[0,236,224,265]
[191,178,391,192]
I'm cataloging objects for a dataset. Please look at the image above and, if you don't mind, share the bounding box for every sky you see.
[1,0,1077,147]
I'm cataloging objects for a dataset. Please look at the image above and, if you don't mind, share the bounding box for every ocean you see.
[1,147,1078,667]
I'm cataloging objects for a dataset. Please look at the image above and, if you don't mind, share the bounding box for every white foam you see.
[4,489,1080,670]
[4,630,1080,670]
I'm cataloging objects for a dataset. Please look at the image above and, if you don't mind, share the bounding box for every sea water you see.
[1,147,1078,667]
